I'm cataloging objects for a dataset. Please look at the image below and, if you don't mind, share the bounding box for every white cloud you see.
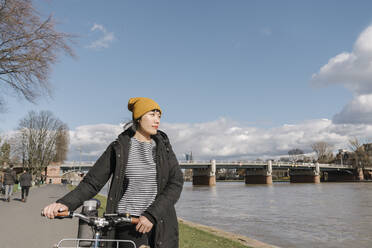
[333,94,372,124]
[68,124,122,161]
[91,24,105,33]
[4,119,372,162]
[87,23,115,49]
[65,118,372,162]
[312,25,372,94]
[311,25,372,124]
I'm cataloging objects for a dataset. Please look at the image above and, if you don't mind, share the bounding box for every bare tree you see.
[348,137,370,168]
[311,142,334,163]
[0,142,10,165]
[0,136,10,165]
[16,110,68,174]
[6,133,22,165]
[0,0,74,107]
[288,148,304,162]
[53,124,69,163]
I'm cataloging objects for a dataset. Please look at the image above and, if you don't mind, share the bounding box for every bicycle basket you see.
[54,238,137,248]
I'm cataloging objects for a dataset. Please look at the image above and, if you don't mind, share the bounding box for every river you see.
[100,181,372,248]
[175,181,372,248]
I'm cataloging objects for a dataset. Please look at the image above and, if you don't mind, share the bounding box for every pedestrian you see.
[3,163,17,202]
[19,168,32,202]
[34,177,39,187]
[43,97,184,248]
[0,173,4,195]
[40,175,45,185]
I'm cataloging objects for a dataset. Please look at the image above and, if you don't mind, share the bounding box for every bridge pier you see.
[245,160,273,184]
[357,168,365,181]
[290,163,320,183]
[323,168,364,182]
[192,160,216,186]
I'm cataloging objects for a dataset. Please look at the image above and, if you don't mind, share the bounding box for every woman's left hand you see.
[136,216,153,234]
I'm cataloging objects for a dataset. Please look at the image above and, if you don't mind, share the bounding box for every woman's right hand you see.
[42,203,69,219]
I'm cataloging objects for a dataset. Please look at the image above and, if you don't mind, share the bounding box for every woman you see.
[43,97,184,248]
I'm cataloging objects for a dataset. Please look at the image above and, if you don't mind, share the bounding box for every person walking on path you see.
[3,164,17,202]
[43,97,184,248]
[19,169,32,202]
[0,173,4,195]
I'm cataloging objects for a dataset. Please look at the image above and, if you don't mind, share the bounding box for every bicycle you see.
[42,210,140,248]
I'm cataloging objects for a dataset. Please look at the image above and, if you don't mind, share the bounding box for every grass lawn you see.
[69,186,251,248]
[179,222,251,248]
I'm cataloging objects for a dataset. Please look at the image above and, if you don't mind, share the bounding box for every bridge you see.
[51,160,371,186]
[179,160,354,170]
[178,160,371,185]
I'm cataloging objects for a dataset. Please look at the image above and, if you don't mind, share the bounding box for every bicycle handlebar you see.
[40,210,72,218]
[41,210,139,226]
[111,215,140,225]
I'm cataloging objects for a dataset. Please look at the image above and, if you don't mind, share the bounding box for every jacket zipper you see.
[155,139,162,193]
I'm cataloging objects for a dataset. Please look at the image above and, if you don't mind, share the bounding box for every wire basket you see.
[54,238,137,248]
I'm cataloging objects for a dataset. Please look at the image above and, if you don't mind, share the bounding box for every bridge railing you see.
[60,160,355,169]
[179,160,354,169]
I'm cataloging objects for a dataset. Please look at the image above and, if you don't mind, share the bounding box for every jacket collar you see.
[117,128,162,145]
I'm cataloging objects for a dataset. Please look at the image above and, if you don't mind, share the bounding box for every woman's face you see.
[138,110,161,136]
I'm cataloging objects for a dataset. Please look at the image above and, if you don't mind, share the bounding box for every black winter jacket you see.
[19,172,32,187]
[3,168,17,185]
[57,129,184,248]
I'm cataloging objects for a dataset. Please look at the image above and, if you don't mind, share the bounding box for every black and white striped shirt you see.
[117,137,158,216]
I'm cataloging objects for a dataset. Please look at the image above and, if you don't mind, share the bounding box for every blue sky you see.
[2,0,372,161]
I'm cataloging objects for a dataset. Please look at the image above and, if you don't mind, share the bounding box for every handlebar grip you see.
[40,210,71,218]
[131,217,139,224]
[55,211,71,217]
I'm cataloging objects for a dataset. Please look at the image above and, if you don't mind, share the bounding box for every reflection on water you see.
[175,182,372,248]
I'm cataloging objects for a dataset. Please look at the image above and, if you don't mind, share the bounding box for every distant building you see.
[46,163,61,184]
[335,144,372,167]
[45,161,89,184]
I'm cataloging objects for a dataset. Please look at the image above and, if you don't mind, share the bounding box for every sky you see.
[2,0,372,162]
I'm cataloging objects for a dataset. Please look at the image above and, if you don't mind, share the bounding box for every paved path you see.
[0,184,78,248]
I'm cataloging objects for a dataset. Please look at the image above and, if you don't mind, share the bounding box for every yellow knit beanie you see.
[128,97,162,120]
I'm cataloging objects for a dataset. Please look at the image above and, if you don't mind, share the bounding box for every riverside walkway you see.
[0,184,77,248]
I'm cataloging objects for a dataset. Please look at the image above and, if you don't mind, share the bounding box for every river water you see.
[100,181,372,247]
[175,182,372,248]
